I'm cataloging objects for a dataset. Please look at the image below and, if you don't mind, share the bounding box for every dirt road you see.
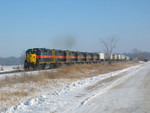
[72,63,150,113]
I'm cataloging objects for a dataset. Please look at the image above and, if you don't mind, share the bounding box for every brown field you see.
[0,61,139,111]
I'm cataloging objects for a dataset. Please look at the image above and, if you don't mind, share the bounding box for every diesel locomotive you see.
[24,48,100,70]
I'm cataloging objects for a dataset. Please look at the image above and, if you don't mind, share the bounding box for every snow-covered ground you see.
[3,62,148,113]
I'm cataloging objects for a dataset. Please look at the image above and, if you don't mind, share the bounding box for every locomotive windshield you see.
[26,49,40,55]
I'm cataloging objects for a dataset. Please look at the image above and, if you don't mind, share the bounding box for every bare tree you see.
[100,35,119,65]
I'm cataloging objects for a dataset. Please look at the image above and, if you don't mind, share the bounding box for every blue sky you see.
[0,0,150,57]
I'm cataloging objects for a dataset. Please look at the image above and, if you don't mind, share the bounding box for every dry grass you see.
[0,61,138,88]
[0,89,34,111]
[0,91,28,101]
[13,66,20,70]
[0,82,36,111]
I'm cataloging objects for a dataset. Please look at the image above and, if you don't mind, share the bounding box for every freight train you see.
[24,48,130,70]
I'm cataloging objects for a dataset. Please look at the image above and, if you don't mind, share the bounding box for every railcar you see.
[68,51,78,63]
[86,53,93,63]
[79,52,86,63]
[98,53,105,61]
[93,53,100,63]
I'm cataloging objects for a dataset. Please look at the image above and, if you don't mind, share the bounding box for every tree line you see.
[0,56,24,66]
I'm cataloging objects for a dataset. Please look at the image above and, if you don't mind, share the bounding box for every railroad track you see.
[0,70,25,75]
[0,68,56,75]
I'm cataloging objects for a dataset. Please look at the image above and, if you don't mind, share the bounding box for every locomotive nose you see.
[27,54,36,63]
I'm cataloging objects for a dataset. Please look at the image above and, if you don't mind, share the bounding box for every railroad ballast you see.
[24,48,130,70]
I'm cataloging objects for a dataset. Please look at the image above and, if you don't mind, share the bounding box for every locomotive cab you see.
[24,48,41,70]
